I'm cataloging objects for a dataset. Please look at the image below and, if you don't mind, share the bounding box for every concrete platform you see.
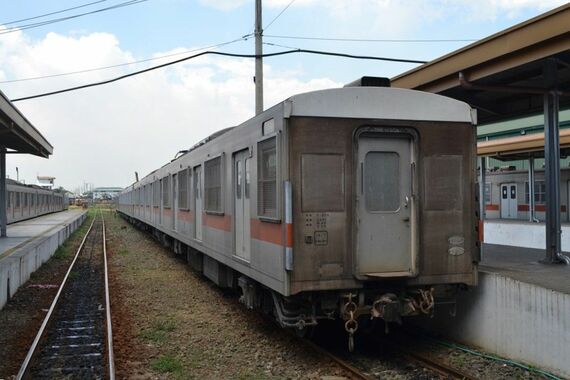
[420,243,570,378]
[0,210,87,309]
[484,219,570,252]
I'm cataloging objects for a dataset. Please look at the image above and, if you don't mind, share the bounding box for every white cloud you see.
[0,29,340,192]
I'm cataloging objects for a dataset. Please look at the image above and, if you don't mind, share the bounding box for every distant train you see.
[118,83,479,349]
[6,179,68,224]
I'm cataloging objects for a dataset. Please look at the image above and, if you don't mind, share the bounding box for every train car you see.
[6,179,68,224]
[118,83,478,348]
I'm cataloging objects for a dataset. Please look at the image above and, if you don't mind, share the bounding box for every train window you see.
[205,157,222,213]
[245,158,251,199]
[162,177,171,208]
[178,169,189,209]
[365,152,400,212]
[258,137,277,218]
[236,161,242,199]
[16,193,20,208]
[7,192,11,207]
[262,119,275,136]
[301,154,344,212]
[153,181,160,207]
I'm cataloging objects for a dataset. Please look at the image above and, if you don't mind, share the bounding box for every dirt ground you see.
[0,213,92,378]
[105,210,350,380]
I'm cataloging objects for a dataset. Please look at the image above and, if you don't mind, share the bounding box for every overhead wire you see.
[1,0,109,26]
[10,48,427,102]
[263,0,297,31]
[264,34,479,43]
[0,35,253,84]
[0,0,148,36]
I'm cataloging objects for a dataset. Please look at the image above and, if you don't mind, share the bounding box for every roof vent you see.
[344,76,391,88]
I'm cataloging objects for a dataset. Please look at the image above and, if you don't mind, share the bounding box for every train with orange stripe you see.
[117,81,479,347]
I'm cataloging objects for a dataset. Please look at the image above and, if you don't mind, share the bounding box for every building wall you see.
[484,167,570,222]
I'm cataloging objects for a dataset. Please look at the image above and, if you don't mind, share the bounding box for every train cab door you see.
[500,183,517,219]
[173,174,178,231]
[356,133,414,277]
[194,165,203,241]
[234,150,251,261]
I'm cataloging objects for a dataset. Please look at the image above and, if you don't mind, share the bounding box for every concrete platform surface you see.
[0,210,86,261]
[481,243,570,294]
[0,210,87,309]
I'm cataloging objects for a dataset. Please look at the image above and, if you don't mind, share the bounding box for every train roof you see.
[286,87,476,124]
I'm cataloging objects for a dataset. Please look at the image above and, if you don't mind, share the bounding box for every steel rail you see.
[102,213,116,380]
[293,334,373,380]
[397,347,478,380]
[16,214,96,380]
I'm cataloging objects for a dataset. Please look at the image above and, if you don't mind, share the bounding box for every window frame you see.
[204,154,224,215]
[162,175,171,209]
[178,168,190,211]
[257,134,280,222]
[484,183,492,205]
[153,180,160,207]
[525,180,546,205]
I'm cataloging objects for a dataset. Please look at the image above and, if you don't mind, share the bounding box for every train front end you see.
[281,86,478,343]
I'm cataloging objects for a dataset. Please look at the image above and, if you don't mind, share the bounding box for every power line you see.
[0,35,252,84]
[10,48,427,102]
[0,0,148,36]
[1,0,109,26]
[264,0,296,31]
[264,34,479,43]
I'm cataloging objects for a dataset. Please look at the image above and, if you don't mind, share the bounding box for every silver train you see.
[7,179,69,224]
[118,84,479,346]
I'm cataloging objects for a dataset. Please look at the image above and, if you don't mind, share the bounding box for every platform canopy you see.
[0,90,52,157]
[391,3,570,124]
[0,89,53,238]
[478,129,570,159]
[391,3,570,264]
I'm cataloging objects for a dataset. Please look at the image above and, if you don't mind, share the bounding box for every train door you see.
[500,183,517,219]
[234,150,251,261]
[159,179,163,225]
[194,166,203,241]
[173,173,178,231]
[356,134,414,276]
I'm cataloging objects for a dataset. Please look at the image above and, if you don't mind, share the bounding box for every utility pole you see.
[254,0,263,115]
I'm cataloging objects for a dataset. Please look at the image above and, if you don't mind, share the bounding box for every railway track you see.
[299,328,478,380]
[16,214,115,380]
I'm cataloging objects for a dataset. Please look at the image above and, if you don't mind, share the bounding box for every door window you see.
[364,152,400,212]
[236,161,242,199]
[245,158,251,199]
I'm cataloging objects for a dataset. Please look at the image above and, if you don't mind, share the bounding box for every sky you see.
[0,0,567,192]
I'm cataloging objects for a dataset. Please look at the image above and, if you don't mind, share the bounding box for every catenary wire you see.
[0,0,148,36]
[264,0,297,31]
[264,34,479,42]
[10,48,427,102]
[0,35,252,84]
[1,0,109,26]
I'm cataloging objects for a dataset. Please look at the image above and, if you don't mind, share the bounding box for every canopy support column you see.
[528,157,536,222]
[0,146,6,237]
[479,156,486,259]
[542,58,568,264]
